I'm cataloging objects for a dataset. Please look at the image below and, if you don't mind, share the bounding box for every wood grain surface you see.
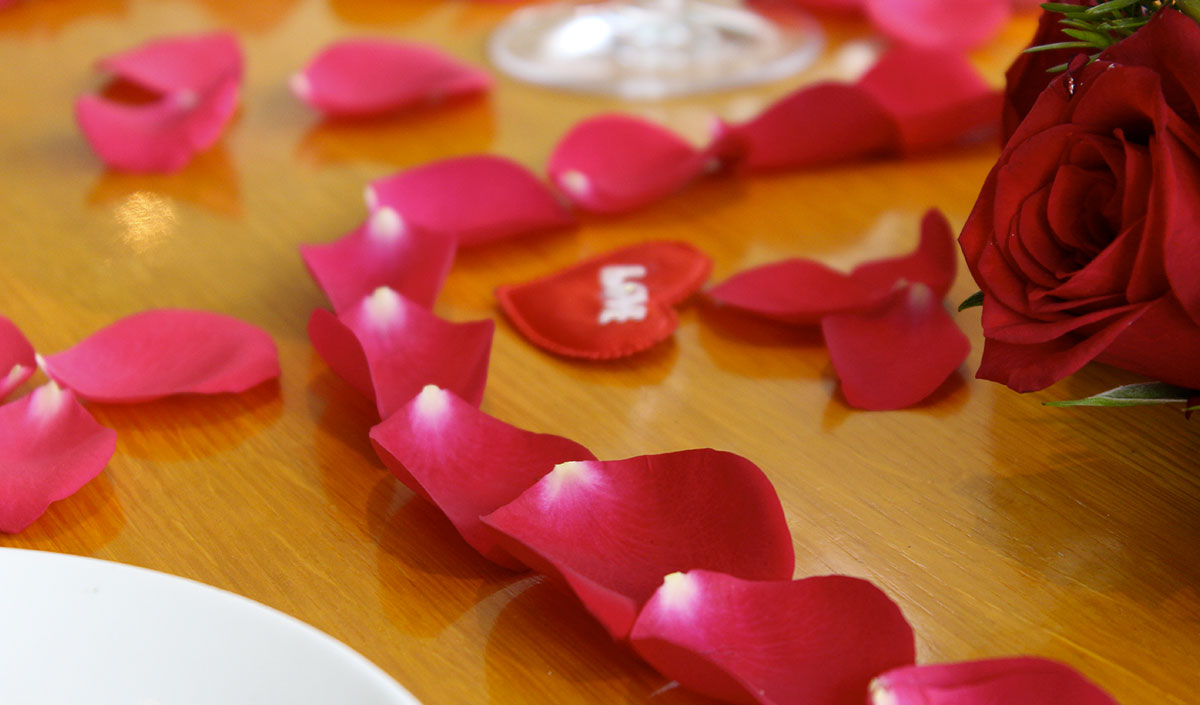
[1,2,1196,704]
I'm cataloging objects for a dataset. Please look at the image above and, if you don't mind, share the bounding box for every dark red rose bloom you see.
[1001,1,1088,141]
[960,9,1200,392]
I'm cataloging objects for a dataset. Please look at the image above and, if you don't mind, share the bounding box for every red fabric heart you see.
[496,241,712,359]
[480,449,795,640]
[308,287,494,419]
[0,383,117,533]
[75,32,242,172]
[369,384,595,568]
[0,315,35,401]
[292,39,491,118]
[630,571,915,705]
[41,310,279,403]
[547,114,714,214]
[366,155,574,247]
[871,657,1120,705]
[300,217,457,313]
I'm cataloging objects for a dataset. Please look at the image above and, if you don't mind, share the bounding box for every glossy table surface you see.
[1,2,1197,704]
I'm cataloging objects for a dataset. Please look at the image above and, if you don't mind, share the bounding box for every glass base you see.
[488,0,824,100]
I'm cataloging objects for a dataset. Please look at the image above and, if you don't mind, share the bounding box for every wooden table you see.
[1,2,1196,703]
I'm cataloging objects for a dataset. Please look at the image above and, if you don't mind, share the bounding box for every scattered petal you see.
[308,287,493,418]
[857,45,1002,153]
[822,283,969,409]
[369,384,596,567]
[292,39,491,118]
[480,449,795,639]
[709,209,957,323]
[871,657,1119,705]
[631,571,915,705]
[76,32,243,172]
[548,114,711,213]
[300,217,457,313]
[0,383,117,533]
[41,310,279,403]
[497,241,712,359]
[0,315,36,401]
[865,0,1011,50]
[367,155,574,247]
[715,83,898,172]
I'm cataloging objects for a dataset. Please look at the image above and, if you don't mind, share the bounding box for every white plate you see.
[0,548,422,705]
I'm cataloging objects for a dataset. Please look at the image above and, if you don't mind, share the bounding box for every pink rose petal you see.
[716,83,899,172]
[0,383,117,534]
[870,657,1119,705]
[496,241,712,359]
[369,384,596,568]
[822,283,970,409]
[300,217,457,313]
[865,0,1011,50]
[548,114,712,213]
[292,39,491,118]
[480,449,795,639]
[76,32,243,172]
[41,310,279,403]
[857,45,1002,153]
[308,287,493,419]
[367,155,574,247]
[709,209,957,323]
[0,315,36,401]
[630,571,915,705]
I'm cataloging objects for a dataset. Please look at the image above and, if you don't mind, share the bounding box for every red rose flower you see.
[1001,1,1087,141]
[960,9,1200,392]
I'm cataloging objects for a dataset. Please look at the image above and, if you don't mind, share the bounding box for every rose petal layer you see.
[0,316,36,401]
[308,287,493,418]
[367,155,574,247]
[480,449,795,639]
[497,241,712,359]
[0,383,117,533]
[871,657,1119,705]
[300,218,457,313]
[369,384,595,567]
[548,114,711,213]
[292,39,491,118]
[630,571,915,705]
[42,310,279,403]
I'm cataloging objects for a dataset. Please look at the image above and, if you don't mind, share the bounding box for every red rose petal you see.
[0,316,36,401]
[870,657,1119,705]
[76,32,243,172]
[822,283,970,409]
[300,217,457,313]
[630,571,915,705]
[308,287,493,418]
[291,39,491,118]
[369,384,596,567]
[708,259,869,324]
[41,310,279,404]
[857,46,1001,153]
[480,449,795,639]
[717,83,899,172]
[496,241,712,359]
[548,114,712,213]
[850,209,958,300]
[709,209,957,324]
[366,155,574,247]
[865,0,1011,50]
[0,383,117,534]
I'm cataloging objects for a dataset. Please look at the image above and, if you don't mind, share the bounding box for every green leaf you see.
[1061,28,1115,46]
[1041,2,1089,13]
[1045,382,1199,408]
[957,291,984,312]
[1085,0,1145,15]
[1023,41,1094,53]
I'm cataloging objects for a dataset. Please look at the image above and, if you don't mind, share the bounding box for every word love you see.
[598,265,648,325]
[497,241,712,359]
